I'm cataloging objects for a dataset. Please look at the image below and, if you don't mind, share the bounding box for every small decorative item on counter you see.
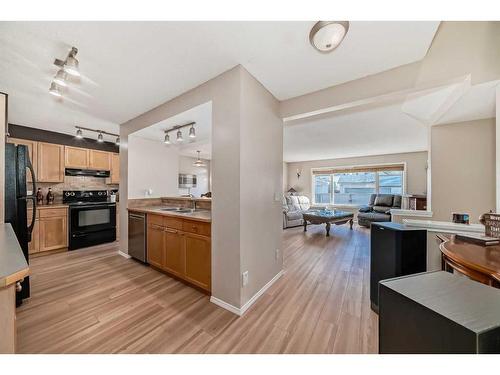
[109,192,116,203]
[482,212,500,238]
[452,212,470,225]
[36,188,44,205]
[46,188,55,205]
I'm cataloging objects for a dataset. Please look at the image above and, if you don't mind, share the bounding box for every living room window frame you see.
[311,162,407,206]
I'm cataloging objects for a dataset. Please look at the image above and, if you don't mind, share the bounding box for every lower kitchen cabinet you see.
[147,223,165,269]
[145,214,211,292]
[28,207,68,254]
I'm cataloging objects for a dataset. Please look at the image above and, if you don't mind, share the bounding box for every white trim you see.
[118,250,131,259]
[496,84,500,211]
[390,209,433,218]
[210,270,284,316]
[403,219,485,235]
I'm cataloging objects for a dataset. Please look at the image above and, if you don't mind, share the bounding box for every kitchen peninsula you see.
[128,197,212,293]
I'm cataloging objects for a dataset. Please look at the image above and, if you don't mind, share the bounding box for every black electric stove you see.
[63,190,116,250]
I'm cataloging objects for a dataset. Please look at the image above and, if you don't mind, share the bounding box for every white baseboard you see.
[118,250,131,259]
[210,269,284,316]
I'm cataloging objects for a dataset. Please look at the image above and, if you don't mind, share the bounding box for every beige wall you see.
[431,118,496,223]
[239,68,283,306]
[128,135,179,199]
[0,94,5,223]
[286,151,428,202]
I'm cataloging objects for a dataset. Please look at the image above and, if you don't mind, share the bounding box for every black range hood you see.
[65,168,110,178]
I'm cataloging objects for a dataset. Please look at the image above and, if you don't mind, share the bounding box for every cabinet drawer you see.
[182,220,211,236]
[38,208,67,218]
[165,217,183,230]
[147,214,164,227]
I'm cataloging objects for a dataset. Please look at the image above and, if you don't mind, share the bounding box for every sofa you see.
[283,195,312,229]
[357,194,402,228]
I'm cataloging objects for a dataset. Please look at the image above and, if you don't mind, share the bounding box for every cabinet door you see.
[110,153,120,184]
[65,146,89,169]
[147,223,165,269]
[164,229,185,277]
[7,138,37,182]
[39,216,68,251]
[27,209,39,254]
[184,233,211,291]
[37,142,64,182]
[89,150,111,170]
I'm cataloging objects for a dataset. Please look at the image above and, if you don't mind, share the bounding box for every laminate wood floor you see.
[17,224,378,353]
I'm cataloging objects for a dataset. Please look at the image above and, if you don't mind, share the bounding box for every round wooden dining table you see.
[439,235,500,288]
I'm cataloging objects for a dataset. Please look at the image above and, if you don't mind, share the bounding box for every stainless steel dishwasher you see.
[128,212,147,262]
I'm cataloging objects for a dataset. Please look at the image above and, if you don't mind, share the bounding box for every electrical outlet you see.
[242,271,249,286]
[275,248,280,261]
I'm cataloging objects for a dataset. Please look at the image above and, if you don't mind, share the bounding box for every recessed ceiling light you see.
[309,21,349,53]
[49,82,62,97]
[53,69,68,87]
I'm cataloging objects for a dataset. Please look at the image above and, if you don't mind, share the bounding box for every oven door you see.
[70,203,116,234]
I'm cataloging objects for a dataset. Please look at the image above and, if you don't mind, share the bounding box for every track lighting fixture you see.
[53,69,68,87]
[49,82,62,97]
[176,129,184,142]
[75,126,119,145]
[163,122,196,145]
[189,125,196,138]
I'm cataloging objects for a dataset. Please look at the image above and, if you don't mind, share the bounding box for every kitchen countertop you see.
[33,204,69,210]
[0,223,29,288]
[128,206,211,223]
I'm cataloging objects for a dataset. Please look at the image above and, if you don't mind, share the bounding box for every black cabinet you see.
[370,222,426,312]
[379,271,500,353]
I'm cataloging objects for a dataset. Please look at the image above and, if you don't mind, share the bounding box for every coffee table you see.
[302,209,354,236]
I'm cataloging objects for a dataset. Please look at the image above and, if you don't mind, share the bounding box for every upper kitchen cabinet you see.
[65,146,89,169]
[7,137,37,182]
[89,149,111,170]
[37,142,64,182]
[109,153,120,184]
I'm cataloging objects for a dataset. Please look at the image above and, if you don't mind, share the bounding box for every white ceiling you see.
[0,21,439,136]
[284,80,499,162]
[130,101,212,160]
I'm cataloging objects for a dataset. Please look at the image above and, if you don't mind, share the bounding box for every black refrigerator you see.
[5,143,37,306]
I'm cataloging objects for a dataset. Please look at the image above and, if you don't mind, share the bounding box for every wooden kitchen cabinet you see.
[37,142,64,182]
[147,222,165,269]
[109,153,120,184]
[65,146,89,169]
[144,213,211,292]
[7,137,37,182]
[28,207,68,254]
[184,232,211,291]
[89,149,110,170]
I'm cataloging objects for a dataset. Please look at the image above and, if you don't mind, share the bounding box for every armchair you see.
[357,194,402,228]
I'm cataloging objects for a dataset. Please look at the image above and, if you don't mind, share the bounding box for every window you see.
[312,166,404,205]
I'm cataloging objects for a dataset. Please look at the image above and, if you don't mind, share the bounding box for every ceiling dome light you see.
[189,125,196,138]
[53,69,68,87]
[76,128,83,139]
[49,82,62,97]
[193,151,205,167]
[115,137,120,146]
[309,21,349,53]
[164,133,171,144]
[176,129,183,142]
[97,132,104,143]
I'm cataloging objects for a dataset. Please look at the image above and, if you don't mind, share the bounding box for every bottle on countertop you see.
[36,188,43,205]
[46,188,55,205]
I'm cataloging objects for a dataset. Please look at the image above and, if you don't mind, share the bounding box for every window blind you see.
[312,164,404,175]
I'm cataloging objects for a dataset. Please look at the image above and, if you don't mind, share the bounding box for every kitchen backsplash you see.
[30,176,118,203]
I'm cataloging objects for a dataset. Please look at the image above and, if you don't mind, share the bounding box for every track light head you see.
[97,132,104,143]
[76,128,83,139]
[64,47,80,77]
[53,69,68,87]
[189,125,196,138]
[115,137,120,146]
[49,82,62,97]
[164,133,171,145]
[176,129,183,142]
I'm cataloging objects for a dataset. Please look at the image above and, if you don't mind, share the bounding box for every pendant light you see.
[193,151,205,167]
[49,82,62,97]
[176,129,183,142]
